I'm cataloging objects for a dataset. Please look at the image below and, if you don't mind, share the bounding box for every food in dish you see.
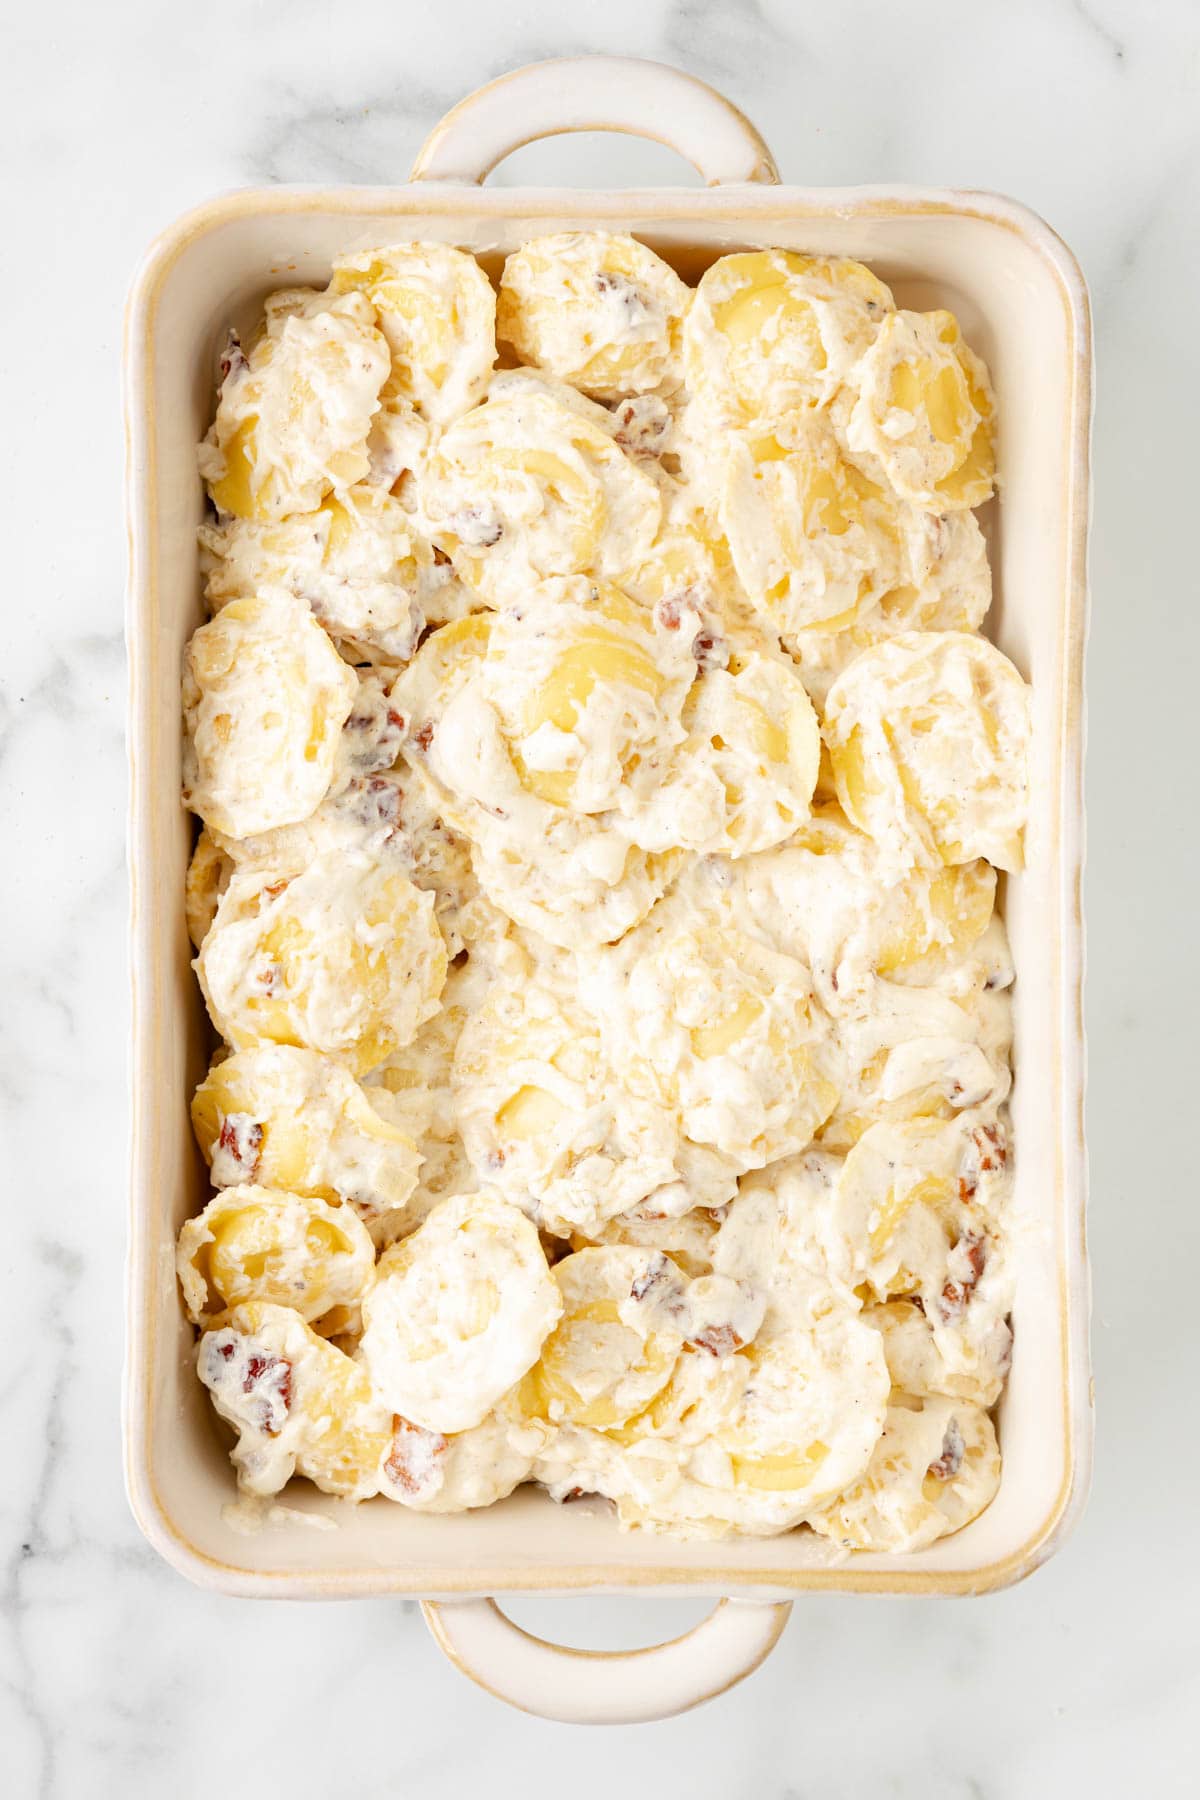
[360,1191,562,1433]
[180,233,1028,1548]
[181,589,357,839]
[498,232,689,400]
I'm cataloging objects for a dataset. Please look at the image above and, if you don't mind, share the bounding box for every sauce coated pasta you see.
[181,233,1027,1546]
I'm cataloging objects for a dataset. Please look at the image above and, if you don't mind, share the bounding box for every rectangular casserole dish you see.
[124,56,1093,1614]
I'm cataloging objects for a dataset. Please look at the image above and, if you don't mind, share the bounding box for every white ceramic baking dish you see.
[124,55,1094,1723]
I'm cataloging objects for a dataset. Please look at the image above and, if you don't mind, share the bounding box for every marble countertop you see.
[3,0,1197,1790]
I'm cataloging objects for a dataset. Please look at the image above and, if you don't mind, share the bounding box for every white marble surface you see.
[2,0,1197,1789]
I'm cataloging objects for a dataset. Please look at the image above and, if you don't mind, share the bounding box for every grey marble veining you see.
[2,0,1198,1791]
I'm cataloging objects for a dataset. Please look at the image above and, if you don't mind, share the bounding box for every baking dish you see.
[124,55,1093,1723]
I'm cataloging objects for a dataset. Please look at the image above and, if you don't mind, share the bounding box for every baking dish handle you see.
[410,55,779,187]
[420,1595,791,1723]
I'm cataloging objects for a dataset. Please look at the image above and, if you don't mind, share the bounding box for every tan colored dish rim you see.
[124,178,1092,1599]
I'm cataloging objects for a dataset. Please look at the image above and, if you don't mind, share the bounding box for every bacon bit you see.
[959,1122,1007,1201]
[243,1354,293,1435]
[972,1122,1007,1172]
[690,1324,743,1358]
[612,397,669,458]
[218,331,247,384]
[692,631,730,672]
[217,1115,263,1178]
[593,270,649,324]
[340,694,405,776]
[341,773,404,833]
[385,1415,447,1496]
[368,772,404,817]
[218,1340,236,1361]
[629,1252,688,1321]
[630,1254,671,1303]
[927,1416,965,1482]
[413,721,435,753]
[655,594,687,631]
[936,1231,987,1323]
[966,1238,987,1280]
